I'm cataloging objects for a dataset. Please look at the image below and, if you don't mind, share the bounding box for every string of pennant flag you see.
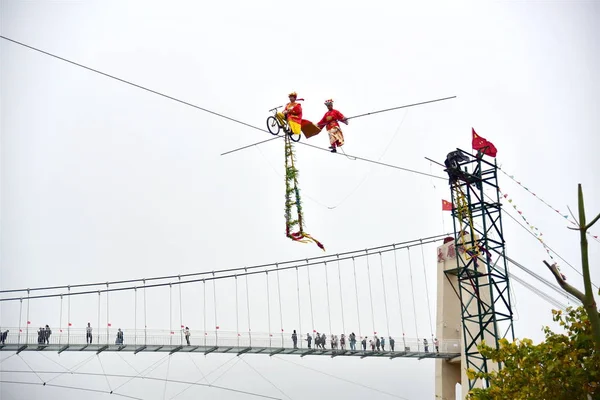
[498,167,600,244]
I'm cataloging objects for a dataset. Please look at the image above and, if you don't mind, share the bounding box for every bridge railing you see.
[0,328,461,354]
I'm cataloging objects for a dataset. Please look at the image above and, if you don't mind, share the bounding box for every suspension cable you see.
[178,276,184,345]
[307,260,315,336]
[379,252,391,340]
[106,283,110,345]
[18,298,22,345]
[407,248,420,348]
[58,294,62,345]
[366,254,376,336]
[324,262,333,336]
[203,279,206,347]
[420,240,435,340]
[134,287,137,346]
[245,269,252,346]
[143,279,147,346]
[169,283,173,345]
[235,275,239,347]
[212,273,218,344]
[352,257,362,339]
[0,235,450,296]
[97,291,101,344]
[393,247,406,348]
[67,286,71,344]
[266,271,272,347]
[276,264,284,346]
[295,266,302,348]
[26,290,30,344]
[337,256,345,335]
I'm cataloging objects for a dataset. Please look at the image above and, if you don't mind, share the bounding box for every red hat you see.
[324,99,334,105]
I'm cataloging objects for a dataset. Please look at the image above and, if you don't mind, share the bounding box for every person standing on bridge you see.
[86,323,93,344]
[380,336,386,351]
[184,327,191,346]
[292,330,298,349]
[349,332,356,350]
[316,99,348,153]
[44,325,51,344]
[389,336,395,352]
[116,328,124,345]
[340,334,346,350]
[361,336,367,351]
[305,333,312,349]
[375,336,380,351]
[1,329,8,344]
[423,338,429,352]
[434,337,439,353]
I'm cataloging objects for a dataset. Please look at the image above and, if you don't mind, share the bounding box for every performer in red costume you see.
[316,99,348,153]
[276,91,303,135]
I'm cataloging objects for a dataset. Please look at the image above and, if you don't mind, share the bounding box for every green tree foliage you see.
[467,306,600,400]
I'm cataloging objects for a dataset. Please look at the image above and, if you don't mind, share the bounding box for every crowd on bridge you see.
[291,330,440,353]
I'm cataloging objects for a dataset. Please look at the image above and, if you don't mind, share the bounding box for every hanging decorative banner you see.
[499,167,600,244]
[284,134,325,251]
[499,189,567,280]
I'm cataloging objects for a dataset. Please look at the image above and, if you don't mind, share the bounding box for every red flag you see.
[107,323,112,327]
[216,326,220,330]
[68,323,72,326]
[181,325,184,328]
[472,128,497,157]
[27,321,31,325]
[442,199,453,211]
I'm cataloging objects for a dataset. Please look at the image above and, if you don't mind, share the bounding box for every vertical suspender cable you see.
[352,257,362,340]
[203,279,207,347]
[134,287,137,346]
[213,273,218,344]
[407,247,420,349]
[143,279,147,346]
[26,289,30,343]
[276,264,284,346]
[324,262,333,337]
[178,276,184,345]
[393,246,407,349]
[420,241,435,342]
[18,298,22,345]
[295,266,302,349]
[366,253,376,336]
[106,283,110,344]
[266,271,272,347]
[245,269,252,346]
[169,283,173,345]
[58,294,63,345]
[307,260,315,336]
[97,291,101,344]
[235,275,239,347]
[337,257,346,335]
[67,286,71,345]
[379,252,391,340]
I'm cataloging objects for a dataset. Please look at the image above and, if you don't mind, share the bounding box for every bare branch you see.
[567,205,580,226]
[585,212,600,230]
[543,261,585,303]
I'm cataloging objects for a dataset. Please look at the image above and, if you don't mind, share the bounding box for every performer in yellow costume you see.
[276,92,303,135]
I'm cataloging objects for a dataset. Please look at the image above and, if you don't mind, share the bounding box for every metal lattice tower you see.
[443,148,514,391]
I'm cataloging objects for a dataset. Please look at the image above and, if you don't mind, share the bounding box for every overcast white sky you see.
[1,0,599,399]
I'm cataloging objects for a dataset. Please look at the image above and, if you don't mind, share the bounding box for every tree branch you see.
[586,212,600,230]
[543,261,585,303]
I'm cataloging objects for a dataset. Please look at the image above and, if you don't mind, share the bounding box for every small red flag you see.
[170,331,174,335]
[216,326,220,330]
[442,199,453,211]
[281,328,284,332]
[68,323,72,326]
[181,325,184,328]
[27,321,31,325]
[472,128,497,157]
[59,329,63,333]
[107,323,112,327]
